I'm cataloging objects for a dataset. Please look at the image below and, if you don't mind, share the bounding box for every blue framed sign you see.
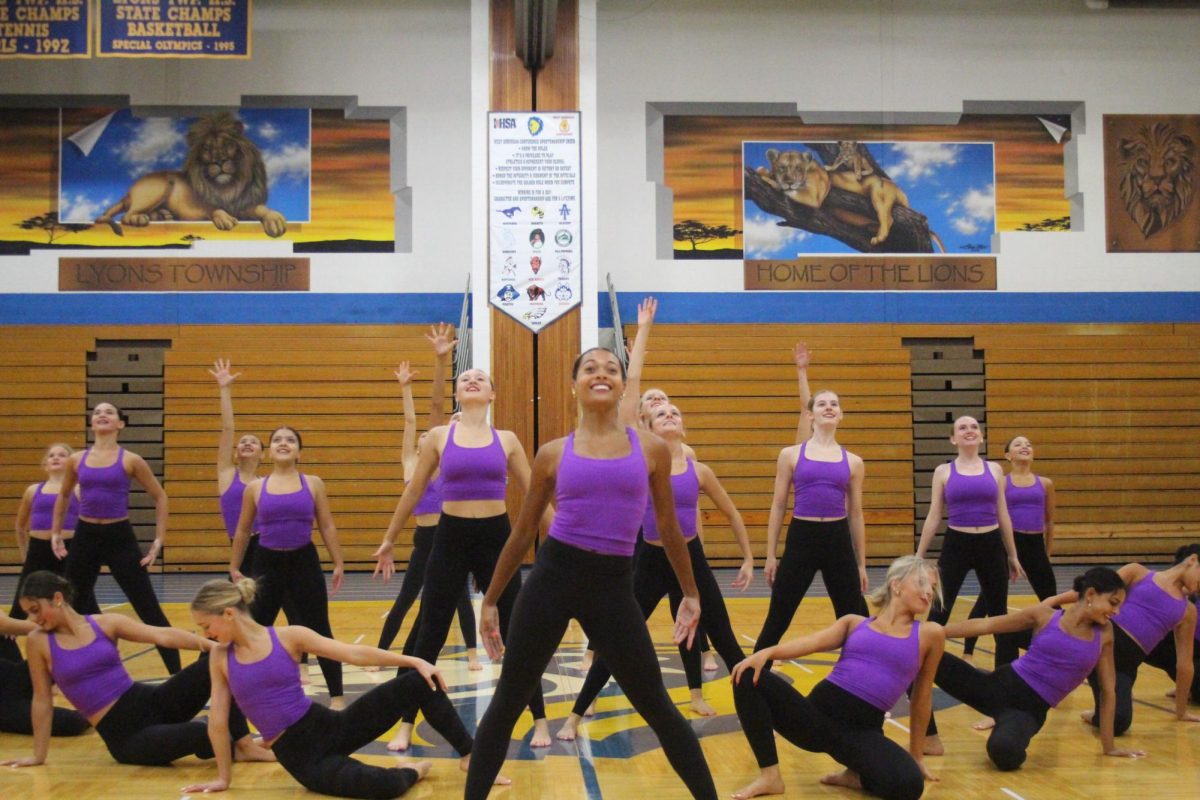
[0,0,91,58]
[97,0,250,58]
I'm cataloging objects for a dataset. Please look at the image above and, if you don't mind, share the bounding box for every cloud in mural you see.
[114,117,187,177]
[948,184,995,236]
[258,121,281,141]
[744,212,809,259]
[61,193,112,224]
[263,143,311,187]
[885,143,962,183]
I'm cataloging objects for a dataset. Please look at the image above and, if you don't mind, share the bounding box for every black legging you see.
[465,537,718,800]
[410,513,544,720]
[377,523,476,652]
[63,519,181,674]
[928,653,1050,771]
[755,517,868,664]
[10,537,70,619]
[242,536,309,666]
[1144,630,1200,704]
[250,542,342,697]
[1086,622,1148,736]
[93,656,251,765]
[963,531,1056,656]
[572,536,744,715]
[733,674,924,800]
[929,527,1017,667]
[0,657,89,736]
[271,671,474,799]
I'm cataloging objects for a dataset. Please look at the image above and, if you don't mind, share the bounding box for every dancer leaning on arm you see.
[53,401,180,674]
[182,577,493,798]
[933,568,1146,768]
[1,571,272,769]
[731,555,944,800]
[464,347,717,800]
[0,608,88,737]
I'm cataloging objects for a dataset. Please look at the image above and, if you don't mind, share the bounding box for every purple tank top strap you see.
[76,447,131,519]
[438,423,508,502]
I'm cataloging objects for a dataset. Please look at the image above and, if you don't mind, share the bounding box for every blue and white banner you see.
[489,111,581,333]
[97,0,250,58]
[0,0,90,58]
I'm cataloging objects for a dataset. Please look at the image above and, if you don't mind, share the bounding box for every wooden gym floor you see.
[0,569,1196,799]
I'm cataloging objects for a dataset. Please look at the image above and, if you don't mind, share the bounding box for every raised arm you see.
[210,358,242,492]
[792,342,812,444]
[14,484,35,562]
[915,464,948,559]
[129,452,168,568]
[764,448,795,587]
[1042,476,1057,556]
[479,441,560,659]
[645,432,701,647]
[696,461,754,590]
[309,475,345,596]
[396,361,420,478]
[619,297,657,427]
[425,322,457,428]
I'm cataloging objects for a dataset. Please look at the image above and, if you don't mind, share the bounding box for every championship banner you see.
[0,0,90,58]
[488,111,581,333]
[97,0,250,58]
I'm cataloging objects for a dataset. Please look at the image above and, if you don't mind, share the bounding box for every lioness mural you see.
[755,148,831,210]
[96,112,287,238]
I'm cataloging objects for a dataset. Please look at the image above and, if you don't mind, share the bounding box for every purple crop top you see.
[255,474,315,551]
[438,424,508,502]
[945,461,998,529]
[1012,610,1101,707]
[30,482,79,532]
[413,474,444,517]
[642,459,699,544]
[548,427,648,557]
[220,472,253,539]
[792,443,850,519]
[825,618,921,712]
[1113,573,1189,653]
[1006,475,1046,534]
[226,627,312,741]
[48,616,134,718]
[76,448,130,520]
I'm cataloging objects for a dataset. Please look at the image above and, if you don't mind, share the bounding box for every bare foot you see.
[556,714,582,741]
[387,722,415,752]
[584,700,596,717]
[531,718,552,747]
[460,754,512,785]
[467,648,483,671]
[329,696,346,711]
[820,769,862,790]
[364,665,382,673]
[972,716,996,731]
[703,653,719,672]
[1080,710,1096,724]
[581,649,594,671]
[234,736,277,762]
[400,759,432,782]
[923,734,944,756]
[731,767,785,799]
[689,691,717,717]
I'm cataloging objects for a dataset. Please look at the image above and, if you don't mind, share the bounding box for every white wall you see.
[0,0,475,294]
[595,0,1200,293]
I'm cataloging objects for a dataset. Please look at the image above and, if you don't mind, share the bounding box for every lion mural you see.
[1118,122,1195,239]
[96,112,287,237]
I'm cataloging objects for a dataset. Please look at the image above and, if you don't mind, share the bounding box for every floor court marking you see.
[738,633,813,673]
[1001,788,1028,800]
[885,717,910,733]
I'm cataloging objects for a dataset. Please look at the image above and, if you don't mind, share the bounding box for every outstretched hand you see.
[637,296,658,327]
[425,322,459,359]
[792,342,811,370]
[209,358,241,388]
[394,361,418,387]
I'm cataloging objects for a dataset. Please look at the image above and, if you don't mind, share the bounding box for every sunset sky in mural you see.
[665,115,1070,254]
[0,108,394,247]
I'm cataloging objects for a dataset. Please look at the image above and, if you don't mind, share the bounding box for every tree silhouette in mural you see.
[16,212,93,244]
[674,220,742,251]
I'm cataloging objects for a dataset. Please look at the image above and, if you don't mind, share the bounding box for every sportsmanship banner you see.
[97,0,251,58]
[488,111,581,333]
[0,0,91,58]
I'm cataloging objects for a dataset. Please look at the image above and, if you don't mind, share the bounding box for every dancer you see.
[182,578,491,798]
[229,425,346,705]
[731,555,944,800]
[1146,588,1200,705]
[52,401,180,674]
[2,570,271,768]
[915,415,1022,685]
[465,347,717,799]
[754,345,869,665]
[932,568,1146,769]
[1081,545,1200,734]
[962,435,1057,661]
[0,608,88,737]
[557,401,753,739]
[373,364,551,746]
